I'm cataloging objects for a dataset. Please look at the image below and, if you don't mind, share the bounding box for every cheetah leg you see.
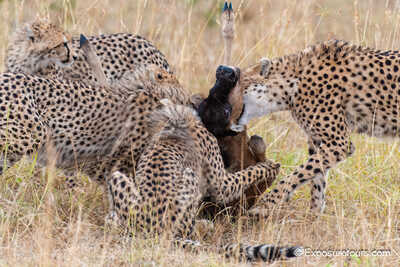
[307,136,328,212]
[250,138,352,214]
[307,136,320,156]
[308,138,355,212]
[0,118,48,175]
[209,160,280,205]
[0,145,43,175]
[107,169,301,263]
[106,171,141,226]
[62,169,80,188]
[106,166,300,262]
[310,172,327,212]
[0,156,11,175]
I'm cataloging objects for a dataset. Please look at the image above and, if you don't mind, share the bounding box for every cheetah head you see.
[148,65,180,87]
[27,20,74,67]
[146,65,191,105]
[231,58,298,131]
[116,64,191,105]
[6,20,74,73]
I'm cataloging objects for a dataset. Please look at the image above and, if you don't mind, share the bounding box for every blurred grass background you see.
[0,0,399,266]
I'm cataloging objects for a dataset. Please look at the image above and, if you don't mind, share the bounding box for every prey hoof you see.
[230,123,245,132]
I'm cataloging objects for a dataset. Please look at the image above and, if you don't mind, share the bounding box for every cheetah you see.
[0,68,189,185]
[77,34,189,103]
[5,20,73,75]
[0,62,271,217]
[77,33,275,216]
[5,20,171,84]
[5,18,276,215]
[0,68,299,261]
[7,19,270,176]
[107,100,300,262]
[228,39,400,213]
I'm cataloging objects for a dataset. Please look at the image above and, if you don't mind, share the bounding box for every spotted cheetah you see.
[107,101,300,262]
[0,68,299,261]
[77,34,274,216]
[0,68,189,186]
[228,40,400,213]
[4,19,275,217]
[5,20,73,75]
[5,20,171,84]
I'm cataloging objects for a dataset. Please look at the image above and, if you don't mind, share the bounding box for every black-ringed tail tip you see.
[292,247,304,257]
[79,34,88,48]
[246,245,303,262]
[223,2,233,12]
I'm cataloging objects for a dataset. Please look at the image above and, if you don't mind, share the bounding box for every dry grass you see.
[0,0,399,266]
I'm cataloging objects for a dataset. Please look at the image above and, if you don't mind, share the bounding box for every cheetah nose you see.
[216,65,236,80]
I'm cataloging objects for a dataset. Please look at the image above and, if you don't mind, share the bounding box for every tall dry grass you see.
[0,0,399,266]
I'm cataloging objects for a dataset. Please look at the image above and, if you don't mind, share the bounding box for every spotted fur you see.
[5,20,73,75]
[107,103,299,262]
[233,39,400,213]
[0,69,188,186]
[5,20,171,85]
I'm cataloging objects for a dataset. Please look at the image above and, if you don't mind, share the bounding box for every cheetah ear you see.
[24,24,36,42]
[79,34,108,86]
[79,34,89,48]
[260,57,271,76]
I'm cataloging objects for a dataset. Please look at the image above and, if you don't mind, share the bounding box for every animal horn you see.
[223,2,228,12]
[221,1,235,65]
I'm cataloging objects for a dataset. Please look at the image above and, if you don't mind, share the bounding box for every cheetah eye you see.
[157,74,163,80]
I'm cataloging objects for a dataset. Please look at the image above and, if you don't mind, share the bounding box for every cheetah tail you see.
[149,102,199,146]
[220,243,302,262]
[175,239,301,262]
[221,244,302,262]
